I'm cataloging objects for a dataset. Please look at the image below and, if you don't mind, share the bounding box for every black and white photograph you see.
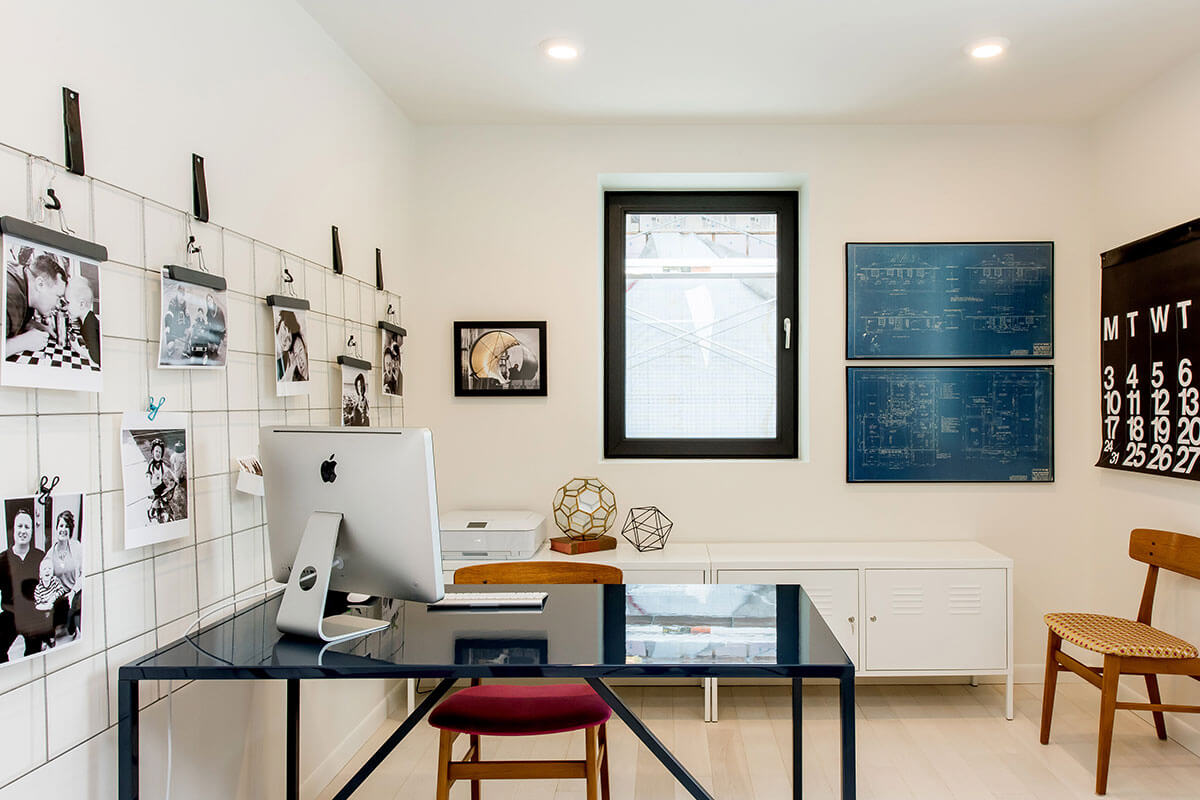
[158,270,229,367]
[2,225,103,392]
[341,364,371,427]
[454,638,548,666]
[273,306,311,396]
[120,412,190,548]
[454,321,546,397]
[380,325,405,397]
[1,491,85,666]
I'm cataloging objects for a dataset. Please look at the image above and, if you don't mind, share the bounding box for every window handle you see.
[783,317,792,350]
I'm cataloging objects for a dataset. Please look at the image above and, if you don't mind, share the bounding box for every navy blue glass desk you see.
[119,584,855,799]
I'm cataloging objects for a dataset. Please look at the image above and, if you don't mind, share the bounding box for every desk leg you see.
[839,671,857,800]
[792,678,802,800]
[287,679,300,800]
[331,677,457,800]
[118,679,138,800]
[585,678,715,800]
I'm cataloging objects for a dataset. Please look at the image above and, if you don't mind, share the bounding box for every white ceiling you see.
[298,0,1200,124]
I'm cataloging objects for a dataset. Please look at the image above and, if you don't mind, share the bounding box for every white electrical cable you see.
[163,587,282,800]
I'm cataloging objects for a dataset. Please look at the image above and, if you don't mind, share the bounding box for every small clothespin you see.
[147,395,167,422]
[37,475,60,506]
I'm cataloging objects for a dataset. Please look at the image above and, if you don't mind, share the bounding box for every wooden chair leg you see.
[585,726,599,800]
[436,729,455,800]
[1040,629,1062,745]
[469,734,481,800]
[598,723,610,800]
[1144,674,1169,740]
[1096,654,1121,795]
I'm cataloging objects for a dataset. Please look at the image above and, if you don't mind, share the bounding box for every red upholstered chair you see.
[430,561,620,800]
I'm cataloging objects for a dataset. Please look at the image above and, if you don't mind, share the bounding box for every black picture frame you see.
[454,321,547,397]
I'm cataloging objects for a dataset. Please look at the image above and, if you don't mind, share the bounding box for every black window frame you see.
[603,190,799,459]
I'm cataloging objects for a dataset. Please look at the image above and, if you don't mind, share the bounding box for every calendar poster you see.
[1097,218,1200,479]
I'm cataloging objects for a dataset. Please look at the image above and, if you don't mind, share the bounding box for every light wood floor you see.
[317,682,1200,800]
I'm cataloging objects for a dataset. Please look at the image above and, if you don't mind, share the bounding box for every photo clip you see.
[37,475,60,506]
[31,156,74,235]
[346,334,362,359]
[147,395,167,421]
[280,253,298,297]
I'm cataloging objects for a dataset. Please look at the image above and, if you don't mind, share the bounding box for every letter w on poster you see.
[120,412,190,548]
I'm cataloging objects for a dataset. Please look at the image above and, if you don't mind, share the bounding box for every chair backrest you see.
[1129,529,1200,580]
[453,560,623,585]
[1129,529,1200,624]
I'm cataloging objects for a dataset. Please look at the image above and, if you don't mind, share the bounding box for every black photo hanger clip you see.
[38,475,60,506]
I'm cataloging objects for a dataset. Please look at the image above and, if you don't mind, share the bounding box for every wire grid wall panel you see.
[0,140,403,790]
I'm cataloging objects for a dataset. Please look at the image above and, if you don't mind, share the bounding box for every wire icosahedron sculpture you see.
[621,506,673,552]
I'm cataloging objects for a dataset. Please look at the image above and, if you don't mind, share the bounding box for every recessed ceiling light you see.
[967,37,1009,59]
[540,38,580,61]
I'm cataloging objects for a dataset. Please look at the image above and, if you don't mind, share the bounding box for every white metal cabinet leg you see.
[1006,670,1014,720]
[407,678,416,715]
[710,677,719,722]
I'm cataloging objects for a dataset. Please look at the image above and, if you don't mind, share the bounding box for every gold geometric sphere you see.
[552,477,617,540]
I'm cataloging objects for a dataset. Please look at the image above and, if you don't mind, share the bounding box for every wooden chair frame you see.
[1040,528,1200,795]
[433,561,621,799]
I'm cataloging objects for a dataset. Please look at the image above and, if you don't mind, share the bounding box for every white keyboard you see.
[429,591,548,610]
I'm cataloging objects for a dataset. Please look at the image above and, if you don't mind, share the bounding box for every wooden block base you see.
[549,535,618,555]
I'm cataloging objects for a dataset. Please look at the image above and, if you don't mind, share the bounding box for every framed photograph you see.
[339,359,372,427]
[454,637,548,666]
[1,490,85,666]
[846,242,1053,359]
[454,321,546,396]
[379,321,405,398]
[2,217,106,392]
[846,366,1054,483]
[271,305,311,396]
[158,267,228,368]
[120,412,190,548]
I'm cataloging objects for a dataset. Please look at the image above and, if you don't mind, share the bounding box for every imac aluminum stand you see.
[276,511,389,644]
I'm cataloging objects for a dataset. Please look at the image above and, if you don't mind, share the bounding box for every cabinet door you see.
[864,568,1007,671]
[623,569,707,584]
[717,569,859,666]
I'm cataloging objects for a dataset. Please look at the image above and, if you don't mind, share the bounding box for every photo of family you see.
[158,271,228,368]
[380,324,405,397]
[3,227,103,392]
[120,412,190,548]
[273,306,311,396]
[1,492,85,666]
[341,364,371,427]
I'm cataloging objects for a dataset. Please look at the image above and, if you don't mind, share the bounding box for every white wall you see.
[1089,49,1200,751]
[0,1,414,799]
[407,122,1096,675]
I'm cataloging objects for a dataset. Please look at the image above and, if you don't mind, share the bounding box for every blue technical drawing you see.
[847,366,1054,483]
[846,242,1053,358]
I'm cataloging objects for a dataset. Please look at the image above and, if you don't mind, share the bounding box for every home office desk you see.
[119,583,856,799]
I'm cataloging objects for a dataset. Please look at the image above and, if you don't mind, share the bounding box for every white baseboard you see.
[301,681,408,800]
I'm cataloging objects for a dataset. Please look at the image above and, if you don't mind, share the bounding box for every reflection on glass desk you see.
[119,584,856,800]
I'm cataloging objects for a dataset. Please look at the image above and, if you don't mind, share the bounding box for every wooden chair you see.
[1040,528,1200,795]
[428,561,621,800]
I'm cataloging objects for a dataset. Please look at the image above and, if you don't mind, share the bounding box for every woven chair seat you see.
[1045,612,1198,659]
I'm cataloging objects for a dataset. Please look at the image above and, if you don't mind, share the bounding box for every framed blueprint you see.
[847,366,1054,483]
[846,242,1053,358]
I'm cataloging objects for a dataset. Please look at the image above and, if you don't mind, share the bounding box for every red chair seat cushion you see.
[428,684,612,736]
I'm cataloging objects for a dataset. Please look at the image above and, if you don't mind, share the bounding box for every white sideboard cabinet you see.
[709,541,1014,721]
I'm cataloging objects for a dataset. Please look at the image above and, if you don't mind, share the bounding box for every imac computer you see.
[260,426,445,644]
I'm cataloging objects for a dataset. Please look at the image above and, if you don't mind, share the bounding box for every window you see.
[604,191,798,458]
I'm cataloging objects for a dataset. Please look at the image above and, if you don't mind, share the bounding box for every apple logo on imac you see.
[320,454,337,483]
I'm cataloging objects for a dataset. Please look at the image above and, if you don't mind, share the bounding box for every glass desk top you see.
[121,584,853,681]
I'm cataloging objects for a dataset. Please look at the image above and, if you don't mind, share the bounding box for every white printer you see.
[439,510,547,560]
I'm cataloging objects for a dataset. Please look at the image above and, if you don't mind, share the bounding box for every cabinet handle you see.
[869,615,877,622]
[783,317,792,350]
[848,615,855,633]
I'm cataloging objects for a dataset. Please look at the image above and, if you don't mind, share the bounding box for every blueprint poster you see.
[1097,219,1200,480]
[846,242,1053,358]
[847,367,1054,482]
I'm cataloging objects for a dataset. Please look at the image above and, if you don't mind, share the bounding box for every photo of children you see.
[158,271,228,368]
[2,230,103,392]
[120,412,190,548]
[0,491,85,666]
[273,306,310,396]
[341,364,371,427]
[380,325,404,397]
